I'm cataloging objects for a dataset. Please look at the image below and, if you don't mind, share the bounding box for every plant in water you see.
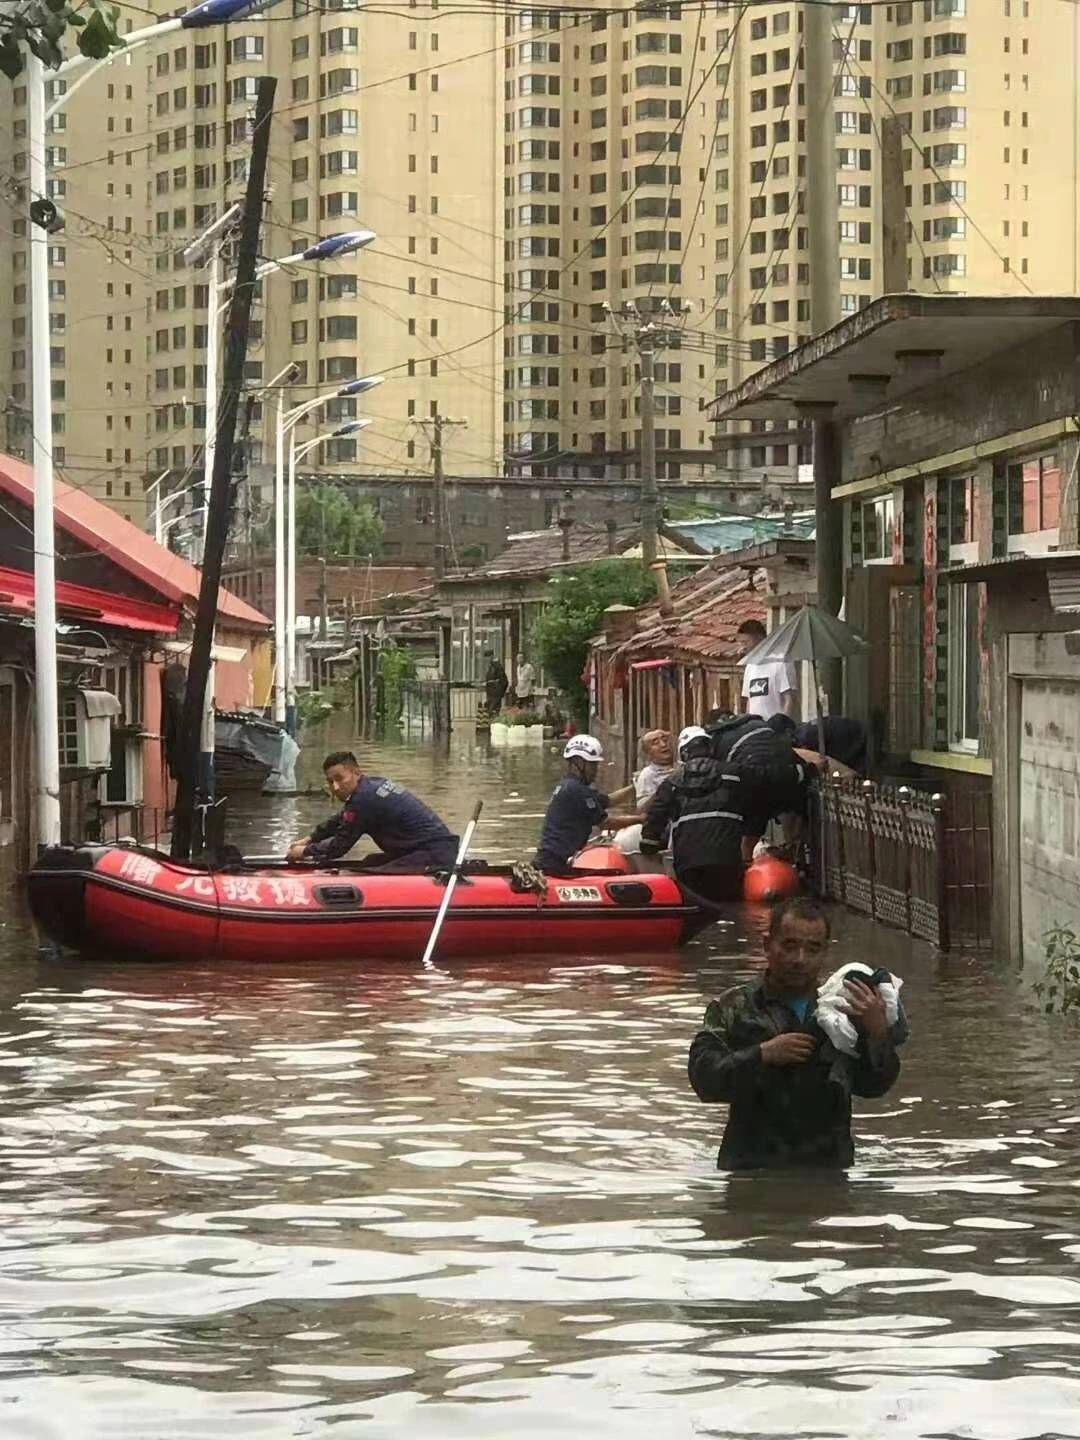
[376,643,416,725]
[1032,923,1080,1015]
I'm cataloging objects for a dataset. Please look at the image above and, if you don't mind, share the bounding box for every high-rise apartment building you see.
[2,2,504,530]
[2,0,1078,525]
[503,0,1080,482]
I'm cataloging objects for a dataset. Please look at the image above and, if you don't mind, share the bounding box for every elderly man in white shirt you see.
[736,618,798,720]
[514,652,536,706]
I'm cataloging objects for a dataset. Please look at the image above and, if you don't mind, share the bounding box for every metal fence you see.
[809,776,992,952]
[400,679,451,737]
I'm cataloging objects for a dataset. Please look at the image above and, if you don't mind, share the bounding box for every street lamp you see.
[292,424,369,650]
[27,0,280,848]
[185,227,375,719]
[278,379,382,729]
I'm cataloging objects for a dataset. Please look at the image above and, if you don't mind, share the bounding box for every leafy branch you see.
[0,0,122,80]
[1032,924,1080,1016]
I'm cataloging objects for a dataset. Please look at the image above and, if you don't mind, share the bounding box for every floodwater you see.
[1,731,1079,1439]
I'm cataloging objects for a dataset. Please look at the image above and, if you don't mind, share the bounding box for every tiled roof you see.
[0,454,270,630]
[461,522,699,580]
[603,562,768,666]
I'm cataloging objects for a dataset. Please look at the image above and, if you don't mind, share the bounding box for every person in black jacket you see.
[688,897,900,1170]
[705,709,807,860]
[287,751,458,870]
[640,725,746,904]
[483,651,509,715]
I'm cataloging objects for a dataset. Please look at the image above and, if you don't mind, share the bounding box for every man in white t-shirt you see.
[515,653,536,705]
[737,618,798,720]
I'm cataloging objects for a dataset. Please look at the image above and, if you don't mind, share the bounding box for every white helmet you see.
[677,724,710,759]
[564,734,604,762]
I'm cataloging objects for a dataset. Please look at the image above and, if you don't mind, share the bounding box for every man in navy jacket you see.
[287,751,458,870]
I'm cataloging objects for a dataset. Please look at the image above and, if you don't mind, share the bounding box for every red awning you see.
[630,657,674,671]
[0,566,180,635]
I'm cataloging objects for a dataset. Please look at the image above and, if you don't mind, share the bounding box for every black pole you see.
[172,76,277,860]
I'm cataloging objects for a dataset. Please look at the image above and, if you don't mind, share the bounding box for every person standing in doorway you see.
[514,652,536,708]
[483,650,509,716]
[737,618,798,721]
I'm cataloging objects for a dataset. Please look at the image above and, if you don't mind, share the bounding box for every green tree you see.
[531,559,657,713]
[1,1,122,79]
[295,485,383,559]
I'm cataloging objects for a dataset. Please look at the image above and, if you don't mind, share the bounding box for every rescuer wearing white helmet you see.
[641,723,749,904]
[533,734,610,875]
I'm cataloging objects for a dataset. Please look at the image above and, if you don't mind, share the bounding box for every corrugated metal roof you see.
[668,511,815,553]
[0,453,271,630]
[0,564,180,634]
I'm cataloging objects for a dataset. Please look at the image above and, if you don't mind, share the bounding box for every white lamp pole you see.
[28,0,279,851]
[278,375,382,731]
[27,54,60,847]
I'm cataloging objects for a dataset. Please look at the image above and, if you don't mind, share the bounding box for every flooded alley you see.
[0,732,1078,1438]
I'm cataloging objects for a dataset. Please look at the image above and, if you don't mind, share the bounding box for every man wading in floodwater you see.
[688,898,901,1170]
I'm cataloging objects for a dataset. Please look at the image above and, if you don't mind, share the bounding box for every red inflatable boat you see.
[28,843,701,963]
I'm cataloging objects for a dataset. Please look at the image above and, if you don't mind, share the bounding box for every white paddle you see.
[421,800,483,970]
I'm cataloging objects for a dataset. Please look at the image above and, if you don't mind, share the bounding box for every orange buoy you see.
[742,855,801,902]
[574,844,632,874]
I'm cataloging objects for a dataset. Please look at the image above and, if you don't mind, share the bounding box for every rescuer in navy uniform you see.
[287,751,459,870]
[533,735,610,875]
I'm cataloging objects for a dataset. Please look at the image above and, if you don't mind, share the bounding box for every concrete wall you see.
[985,589,1080,965]
[842,323,1080,486]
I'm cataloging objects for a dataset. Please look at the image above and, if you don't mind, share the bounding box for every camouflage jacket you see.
[688,977,900,1171]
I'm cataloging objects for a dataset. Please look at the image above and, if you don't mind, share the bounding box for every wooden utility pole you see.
[171,76,276,860]
[881,115,908,294]
[638,328,659,566]
[804,3,843,711]
[421,413,466,581]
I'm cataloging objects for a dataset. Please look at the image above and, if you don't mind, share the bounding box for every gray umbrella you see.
[739,604,868,668]
[740,606,868,884]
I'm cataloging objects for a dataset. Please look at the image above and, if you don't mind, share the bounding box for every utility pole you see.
[881,115,908,294]
[420,413,466,582]
[603,300,689,570]
[804,2,843,712]
[638,328,659,567]
[172,76,276,860]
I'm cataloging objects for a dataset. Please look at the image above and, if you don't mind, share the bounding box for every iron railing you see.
[809,775,992,952]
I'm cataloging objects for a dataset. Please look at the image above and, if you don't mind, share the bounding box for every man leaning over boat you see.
[287,751,459,871]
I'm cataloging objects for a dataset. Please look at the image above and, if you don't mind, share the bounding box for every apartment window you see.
[1007,453,1061,544]
[947,582,981,750]
[928,143,966,166]
[292,36,309,58]
[838,184,858,206]
[230,76,258,102]
[230,35,263,61]
[325,315,358,341]
[932,33,967,56]
[321,27,359,54]
[321,68,359,98]
[862,492,897,563]
[321,108,359,136]
[321,191,359,218]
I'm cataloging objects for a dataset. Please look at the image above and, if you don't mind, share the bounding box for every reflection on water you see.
[1,730,1079,1437]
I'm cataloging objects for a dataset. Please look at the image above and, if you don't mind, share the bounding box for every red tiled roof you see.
[609,565,768,666]
[0,565,180,635]
[0,454,270,630]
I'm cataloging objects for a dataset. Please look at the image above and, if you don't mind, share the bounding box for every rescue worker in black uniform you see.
[287,751,459,870]
[705,708,807,860]
[640,725,747,904]
[533,735,609,875]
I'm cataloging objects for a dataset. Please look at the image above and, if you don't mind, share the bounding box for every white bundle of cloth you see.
[815,961,904,1056]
